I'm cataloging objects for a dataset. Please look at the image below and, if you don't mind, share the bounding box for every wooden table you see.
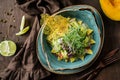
[0,0,120,80]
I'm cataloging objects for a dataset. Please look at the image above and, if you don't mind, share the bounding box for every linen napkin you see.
[0,0,72,80]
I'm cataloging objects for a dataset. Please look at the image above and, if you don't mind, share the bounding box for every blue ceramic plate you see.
[37,5,104,74]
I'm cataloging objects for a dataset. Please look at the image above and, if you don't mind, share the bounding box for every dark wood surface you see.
[0,0,120,80]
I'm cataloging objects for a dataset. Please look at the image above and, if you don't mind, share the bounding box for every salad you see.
[41,14,95,62]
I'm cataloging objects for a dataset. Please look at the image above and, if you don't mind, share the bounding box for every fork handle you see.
[87,72,98,80]
[77,70,94,80]
[86,68,102,80]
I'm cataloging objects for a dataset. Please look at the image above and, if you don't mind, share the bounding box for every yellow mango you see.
[100,0,120,21]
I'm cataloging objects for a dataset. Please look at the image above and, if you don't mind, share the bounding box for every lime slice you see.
[16,26,30,36]
[0,40,17,56]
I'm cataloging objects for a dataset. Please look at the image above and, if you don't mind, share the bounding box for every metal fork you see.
[78,48,120,80]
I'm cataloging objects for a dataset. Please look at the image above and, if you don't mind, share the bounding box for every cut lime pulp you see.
[0,40,17,56]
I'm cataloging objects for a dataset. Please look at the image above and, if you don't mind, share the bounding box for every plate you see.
[36,5,104,74]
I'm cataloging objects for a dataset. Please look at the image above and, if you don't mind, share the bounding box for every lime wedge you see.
[0,40,17,56]
[20,15,25,31]
[16,26,30,36]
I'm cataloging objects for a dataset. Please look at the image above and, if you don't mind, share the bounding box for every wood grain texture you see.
[0,0,120,80]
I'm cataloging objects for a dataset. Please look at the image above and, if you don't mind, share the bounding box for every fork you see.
[78,48,120,80]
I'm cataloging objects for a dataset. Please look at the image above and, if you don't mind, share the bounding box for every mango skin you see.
[100,0,120,21]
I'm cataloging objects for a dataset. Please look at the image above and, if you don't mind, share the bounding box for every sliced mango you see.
[90,39,96,44]
[87,29,93,35]
[86,49,93,54]
[79,55,85,61]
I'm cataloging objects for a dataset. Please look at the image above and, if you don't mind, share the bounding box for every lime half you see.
[0,40,17,56]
